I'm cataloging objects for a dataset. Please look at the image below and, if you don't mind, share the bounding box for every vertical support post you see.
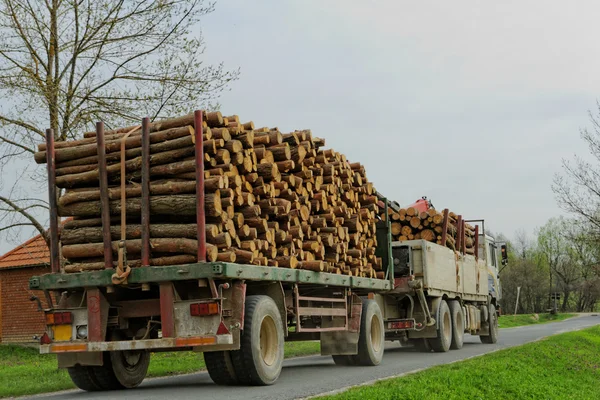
[462,220,467,254]
[87,288,106,342]
[474,225,479,261]
[194,110,206,262]
[96,122,113,269]
[456,215,463,254]
[384,198,393,284]
[141,117,151,267]
[159,283,175,337]
[45,129,60,274]
[440,209,449,248]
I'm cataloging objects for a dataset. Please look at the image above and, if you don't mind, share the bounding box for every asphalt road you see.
[32,315,600,400]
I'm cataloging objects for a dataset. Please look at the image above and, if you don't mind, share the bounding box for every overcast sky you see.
[199,0,598,237]
[1,0,598,254]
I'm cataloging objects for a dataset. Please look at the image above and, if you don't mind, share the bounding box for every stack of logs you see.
[34,112,384,277]
[387,207,476,255]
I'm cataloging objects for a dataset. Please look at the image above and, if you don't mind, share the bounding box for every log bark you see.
[58,194,220,218]
[61,223,201,245]
[62,238,216,260]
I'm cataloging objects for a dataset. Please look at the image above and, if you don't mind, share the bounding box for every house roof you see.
[0,234,49,270]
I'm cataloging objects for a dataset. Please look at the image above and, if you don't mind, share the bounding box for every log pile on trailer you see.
[35,112,384,277]
[385,207,477,255]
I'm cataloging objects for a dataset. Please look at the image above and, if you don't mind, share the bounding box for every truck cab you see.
[477,233,507,311]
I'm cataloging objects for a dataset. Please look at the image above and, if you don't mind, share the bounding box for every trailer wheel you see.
[332,355,357,366]
[448,300,464,350]
[107,349,150,388]
[67,366,103,391]
[480,304,499,344]
[231,295,284,385]
[205,351,238,385]
[352,300,384,366]
[429,300,452,352]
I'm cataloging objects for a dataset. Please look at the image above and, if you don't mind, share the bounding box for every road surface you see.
[31,315,600,400]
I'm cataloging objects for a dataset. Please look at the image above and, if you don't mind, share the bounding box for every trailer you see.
[28,112,504,390]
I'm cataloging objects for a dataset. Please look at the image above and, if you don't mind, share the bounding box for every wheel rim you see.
[456,310,464,334]
[443,311,451,339]
[121,351,142,371]
[370,314,383,353]
[259,315,278,366]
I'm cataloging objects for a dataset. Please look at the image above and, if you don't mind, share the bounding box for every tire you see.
[107,349,150,388]
[205,351,238,385]
[230,295,284,385]
[352,300,385,366]
[67,366,103,391]
[480,304,499,344]
[332,355,357,366]
[448,300,464,350]
[429,300,452,352]
[412,339,432,353]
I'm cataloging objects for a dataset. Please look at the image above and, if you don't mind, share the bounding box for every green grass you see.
[498,313,575,328]
[318,325,600,400]
[0,341,320,398]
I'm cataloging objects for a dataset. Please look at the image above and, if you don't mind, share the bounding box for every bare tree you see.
[0,0,238,245]
[553,101,600,236]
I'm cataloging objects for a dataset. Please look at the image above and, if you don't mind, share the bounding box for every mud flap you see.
[407,296,442,339]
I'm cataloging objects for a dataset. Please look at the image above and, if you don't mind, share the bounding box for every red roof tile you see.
[0,235,49,270]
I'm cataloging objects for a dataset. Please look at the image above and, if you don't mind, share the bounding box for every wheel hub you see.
[259,315,278,366]
[122,351,142,368]
[370,314,382,353]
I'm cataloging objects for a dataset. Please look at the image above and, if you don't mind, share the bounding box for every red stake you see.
[194,110,206,262]
[45,129,60,273]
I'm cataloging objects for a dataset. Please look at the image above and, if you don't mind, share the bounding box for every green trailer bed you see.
[29,262,392,292]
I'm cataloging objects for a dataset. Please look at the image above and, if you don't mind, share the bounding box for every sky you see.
[198,0,598,237]
[0,0,598,254]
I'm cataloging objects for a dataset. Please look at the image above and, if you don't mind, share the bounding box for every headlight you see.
[76,325,88,339]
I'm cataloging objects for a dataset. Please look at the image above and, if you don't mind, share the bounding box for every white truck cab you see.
[477,233,507,310]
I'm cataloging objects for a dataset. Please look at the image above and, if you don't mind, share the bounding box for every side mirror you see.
[500,244,508,265]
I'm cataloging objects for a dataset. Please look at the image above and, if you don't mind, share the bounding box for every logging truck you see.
[27,112,504,390]
[28,204,505,389]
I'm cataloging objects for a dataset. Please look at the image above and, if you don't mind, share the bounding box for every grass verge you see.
[317,325,600,400]
[498,312,575,328]
[0,341,320,398]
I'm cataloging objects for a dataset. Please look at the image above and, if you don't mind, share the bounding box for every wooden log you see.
[61,223,202,245]
[64,254,198,273]
[37,126,195,164]
[58,193,221,218]
[233,249,254,263]
[275,256,298,269]
[55,146,196,188]
[297,261,324,272]
[62,238,216,260]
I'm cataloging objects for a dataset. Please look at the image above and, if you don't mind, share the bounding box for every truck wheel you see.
[205,351,238,385]
[107,349,150,388]
[448,300,464,350]
[352,300,385,366]
[67,366,103,391]
[429,300,452,352]
[480,304,499,344]
[332,355,356,366]
[231,295,284,385]
[412,339,432,352]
